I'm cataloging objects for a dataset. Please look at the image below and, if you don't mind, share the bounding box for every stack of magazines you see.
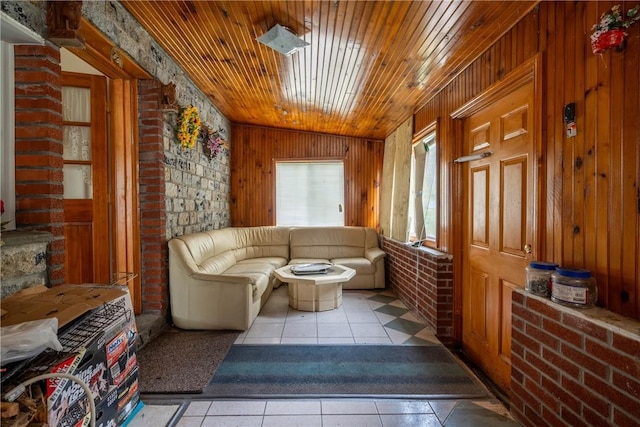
[289,263,332,275]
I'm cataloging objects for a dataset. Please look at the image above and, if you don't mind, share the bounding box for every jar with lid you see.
[551,268,597,308]
[525,261,558,297]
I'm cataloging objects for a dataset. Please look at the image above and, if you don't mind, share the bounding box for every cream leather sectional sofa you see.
[168,226,385,330]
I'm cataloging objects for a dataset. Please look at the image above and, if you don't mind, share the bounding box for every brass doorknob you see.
[524,244,532,254]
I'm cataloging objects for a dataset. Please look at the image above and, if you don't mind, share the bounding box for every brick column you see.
[138,79,168,315]
[13,43,65,286]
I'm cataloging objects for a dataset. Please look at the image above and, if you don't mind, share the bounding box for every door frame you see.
[65,18,152,313]
[450,53,544,345]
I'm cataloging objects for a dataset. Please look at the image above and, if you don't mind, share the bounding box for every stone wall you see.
[1,231,52,298]
[80,1,232,240]
[2,1,231,315]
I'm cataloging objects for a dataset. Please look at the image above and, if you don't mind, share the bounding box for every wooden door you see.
[62,72,110,285]
[461,81,535,394]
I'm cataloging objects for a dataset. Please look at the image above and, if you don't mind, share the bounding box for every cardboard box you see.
[93,385,118,427]
[1,285,138,427]
[105,321,138,386]
[116,368,140,425]
[58,385,118,427]
[0,285,128,328]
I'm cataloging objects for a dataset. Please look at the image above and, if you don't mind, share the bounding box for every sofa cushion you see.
[290,227,366,259]
[331,257,377,275]
[199,251,237,274]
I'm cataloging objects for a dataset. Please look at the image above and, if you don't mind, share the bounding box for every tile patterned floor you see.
[131,286,521,427]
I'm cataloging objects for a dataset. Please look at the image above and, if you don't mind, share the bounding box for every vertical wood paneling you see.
[414,1,640,320]
[230,125,383,228]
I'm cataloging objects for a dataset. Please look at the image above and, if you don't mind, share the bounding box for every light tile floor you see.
[132,286,521,427]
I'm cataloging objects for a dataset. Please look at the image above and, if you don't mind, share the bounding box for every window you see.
[408,130,438,245]
[276,161,344,226]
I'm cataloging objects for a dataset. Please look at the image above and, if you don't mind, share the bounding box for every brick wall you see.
[511,290,640,427]
[13,43,65,286]
[138,80,168,314]
[381,237,454,344]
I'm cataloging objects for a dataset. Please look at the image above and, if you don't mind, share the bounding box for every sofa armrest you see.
[365,247,386,263]
[190,272,253,285]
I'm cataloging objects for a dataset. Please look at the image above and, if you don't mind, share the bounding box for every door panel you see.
[62,73,110,285]
[462,81,535,394]
[500,157,527,256]
[471,166,489,246]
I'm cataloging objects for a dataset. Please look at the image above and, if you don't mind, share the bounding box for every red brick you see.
[559,406,583,427]
[562,312,610,342]
[16,124,62,140]
[13,97,62,112]
[512,290,525,304]
[560,342,609,379]
[612,371,640,398]
[14,70,60,85]
[525,350,559,382]
[511,380,541,413]
[586,339,639,376]
[526,322,560,351]
[612,333,640,358]
[562,375,610,418]
[17,211,64,225]
[15,84,61,99]
[540,406,567,427]
[513,327,542,354]
[541,347,580,379]
[613,407,640,427]
[584,373,640,417]
[513,303,542,327]
[16,198,63,210]
[15,155,63,168]
[15,183,63,195]
[582,405,612,427]
[526,297,562,321]
[540,375,579,413]
[543,318,584,348]
[512,341,525,358]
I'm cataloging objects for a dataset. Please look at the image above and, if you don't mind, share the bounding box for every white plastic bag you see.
[1,318,63,365]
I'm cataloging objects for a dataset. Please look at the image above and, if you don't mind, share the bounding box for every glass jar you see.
[525,261,558,297]
[551,268,597,308]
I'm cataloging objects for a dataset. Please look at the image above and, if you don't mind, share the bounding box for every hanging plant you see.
[175,105,201,150]
[590,4,640,54]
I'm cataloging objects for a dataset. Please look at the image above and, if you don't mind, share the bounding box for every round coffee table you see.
[273,264,356,311]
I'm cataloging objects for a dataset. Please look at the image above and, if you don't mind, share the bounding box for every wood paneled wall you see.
[414,1,640,320]
[230,125,384,228]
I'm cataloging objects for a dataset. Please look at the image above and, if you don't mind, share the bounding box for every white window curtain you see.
[276,161,345,226]
[408,131,437,242]
[62,86,93,199]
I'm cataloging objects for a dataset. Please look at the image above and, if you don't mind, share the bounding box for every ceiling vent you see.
[257,24,310,56]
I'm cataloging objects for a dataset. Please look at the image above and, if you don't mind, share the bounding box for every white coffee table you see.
[273,264,356,311]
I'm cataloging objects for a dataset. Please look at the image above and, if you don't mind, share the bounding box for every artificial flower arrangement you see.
[590,4,640,54]
[175,104,201,150]
[1,199,10,231]
[200,126,227,160]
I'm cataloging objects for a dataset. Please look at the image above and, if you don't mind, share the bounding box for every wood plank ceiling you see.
[121,0,538,140]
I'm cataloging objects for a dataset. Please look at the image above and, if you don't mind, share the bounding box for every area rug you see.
[137,327,240,393]
[205,345,486,399]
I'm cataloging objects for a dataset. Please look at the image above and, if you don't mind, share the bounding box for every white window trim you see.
[1,14,44,230]
[409,124,439,248]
